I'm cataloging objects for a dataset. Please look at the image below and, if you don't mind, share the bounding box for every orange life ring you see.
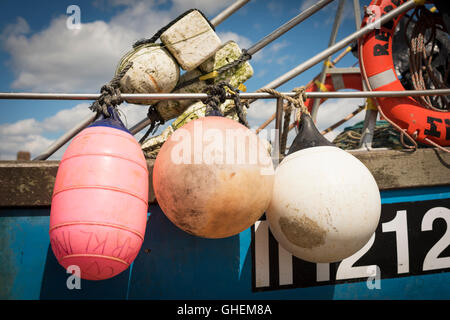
[360,0,449,146]
[304,72,363,112]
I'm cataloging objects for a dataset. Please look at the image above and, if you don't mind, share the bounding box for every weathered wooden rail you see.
[1,148,449,208]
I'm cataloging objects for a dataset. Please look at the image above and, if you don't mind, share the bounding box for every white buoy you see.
[266,114,381,263]
[116,44,180,105]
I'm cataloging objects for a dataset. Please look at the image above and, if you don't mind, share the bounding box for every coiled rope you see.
[405,6,449,111]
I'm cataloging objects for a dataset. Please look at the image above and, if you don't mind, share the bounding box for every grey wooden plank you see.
[0,148,448,207]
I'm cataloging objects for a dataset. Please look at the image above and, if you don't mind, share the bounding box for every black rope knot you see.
[204,82,228,116]
[204,81,249,127]
[139,105,165,144]
[89,62,133,118]
[214,49,252,76]
[240,49,252,62]
[89,85,123,117]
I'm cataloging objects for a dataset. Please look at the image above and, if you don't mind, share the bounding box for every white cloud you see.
[41,104,93,132]
[0,103,89,160]
[0,118,42,136]
[0,0,250,160]
[300,0,318,12]
[269,40,289,53]
[247,99,276,128]
[217,31,253,50]
[301,0,356,28]
[2,15,135,92]
[0,133,55,160]
[1,0,236,94]
[0,102,150,160]
[315,97,366,142]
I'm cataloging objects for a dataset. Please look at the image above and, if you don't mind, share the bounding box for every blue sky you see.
[0,0,374,159]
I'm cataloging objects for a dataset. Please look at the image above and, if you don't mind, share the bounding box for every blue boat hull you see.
[1,185,449,300]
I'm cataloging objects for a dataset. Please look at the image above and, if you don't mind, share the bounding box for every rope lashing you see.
[138,105,165,144]
[254,87,308,154]
[203,81,249,127]
[132,9,215,49]
[224,83,250,127]
[405,6,449,111]
[255,86,309,125]
[173,49,252,92]
[204,82,227,117]
[89,62,133,117]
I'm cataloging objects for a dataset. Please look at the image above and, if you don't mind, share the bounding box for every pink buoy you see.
[49,108,148,280]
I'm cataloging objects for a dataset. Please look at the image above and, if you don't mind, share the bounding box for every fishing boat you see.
[0,0,449,301]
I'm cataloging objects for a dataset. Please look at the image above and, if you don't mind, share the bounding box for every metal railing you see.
[1,0,445,160]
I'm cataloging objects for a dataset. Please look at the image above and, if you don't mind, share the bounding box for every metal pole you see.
[33,113,97,160]
[210,0,251,26]
[255,45,354,134]
[2,89,450,101]
[358,103,377,150]
[352,0,377,150]
[320,106,364,135]
[246,0,335,56]
[352,0,362,30]
[310,0,346,122]
[261,0,417,90]
[273,98,284,167]
[31,1,252,161]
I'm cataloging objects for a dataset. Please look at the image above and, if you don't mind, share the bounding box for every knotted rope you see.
[255,86,309,121]
[89,62,133,117]
[138,105,165,144]
[252,87,308,155]
[173,50,252,92]
[204,81,249,127]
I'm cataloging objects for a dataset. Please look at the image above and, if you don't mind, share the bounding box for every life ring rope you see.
[359,0,449,152]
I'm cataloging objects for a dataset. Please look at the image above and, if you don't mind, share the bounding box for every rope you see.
[359,17,420,151]
[254,42,355,134]
[89,62,133,117]
[424,137,450,153]
[173,49,252,92]
[405,7,449,111]
[138,105,165,144]
[204,81,249,127]
[393,6,449,152]
[255,87,309,125]
[204,82,227,116]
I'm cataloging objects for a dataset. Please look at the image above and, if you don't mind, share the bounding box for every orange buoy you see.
[49,107,148,280]
[153,116,274,239]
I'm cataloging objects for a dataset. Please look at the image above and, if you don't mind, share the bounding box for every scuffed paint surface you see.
[0,211,50,299]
